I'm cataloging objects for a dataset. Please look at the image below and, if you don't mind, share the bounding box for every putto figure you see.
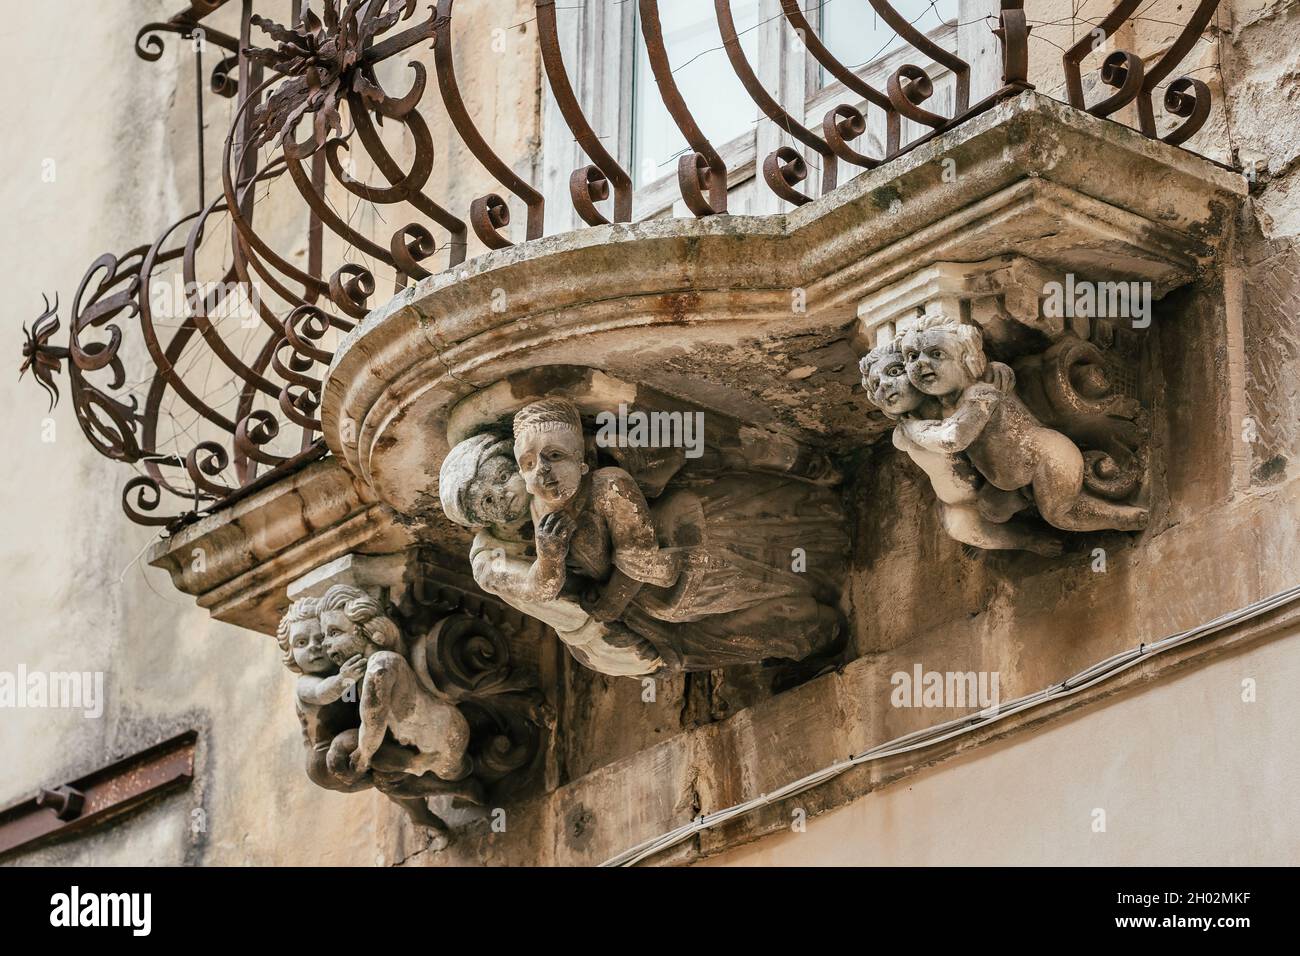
[861,312,1147,549]
[859,338,1063,555]
[275,587,480,844]
[502,398,845,672]
[438,432,664,677]
[316,585,471,782]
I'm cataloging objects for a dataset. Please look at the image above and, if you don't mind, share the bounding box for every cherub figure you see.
[509,399,678,623]
[317,584,472,783]
[898,314,1148,534]
[276,597,370,795]
[276,594,479,841]
[438,432,664,677]
[509,398,843,671]
[859,338,1063,555]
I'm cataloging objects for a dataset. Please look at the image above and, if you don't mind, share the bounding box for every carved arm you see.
[899,363,1015,454]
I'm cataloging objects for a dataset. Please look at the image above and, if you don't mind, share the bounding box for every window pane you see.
[819,0,958,76]
[632,0,761,186]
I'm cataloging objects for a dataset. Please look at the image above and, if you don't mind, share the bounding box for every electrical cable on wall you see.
[602,581,1300,866]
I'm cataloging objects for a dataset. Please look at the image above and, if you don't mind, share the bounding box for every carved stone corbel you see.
[857,259,1152,553]
[436,374,850,678]
[278,551,547,849]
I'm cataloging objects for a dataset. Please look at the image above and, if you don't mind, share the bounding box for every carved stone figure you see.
[439,433,664,677]
[276,598,371,795]
[859,338,1064,555]
[503,398,846,672]
[316,585,471,781]
[276,584,545,847]
[861,312,1148,549]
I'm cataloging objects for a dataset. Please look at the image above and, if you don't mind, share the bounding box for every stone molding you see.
[321,93,1242,518]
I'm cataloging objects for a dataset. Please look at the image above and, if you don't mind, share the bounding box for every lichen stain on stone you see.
[869,183,903,212]
[657,290,702,324]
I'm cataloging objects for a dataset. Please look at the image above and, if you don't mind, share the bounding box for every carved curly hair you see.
[317,584,402,652]
[858,336,905,388]
[512,397,584,438]
[275,596,320,675]
[902,311,987,382]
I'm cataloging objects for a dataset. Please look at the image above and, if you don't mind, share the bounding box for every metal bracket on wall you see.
[0,730,197,859]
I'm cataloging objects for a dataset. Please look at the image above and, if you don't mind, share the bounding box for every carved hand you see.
[339,654,367,685]
[987,361,1017,395]
[579,569,643,623]
[535,511,576,562]
[580,585,620,623]
[349,748,371,775]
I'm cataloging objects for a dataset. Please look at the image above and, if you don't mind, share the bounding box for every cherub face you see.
[289,617,332,674]
[862,351,923,417]
[321,609,367,666]
[514,428,587,510]
[466,453,529,528]
[903,329,972,397]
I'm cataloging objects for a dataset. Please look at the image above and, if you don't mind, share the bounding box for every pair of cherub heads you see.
[859,312,1147,551]
[277,584,401,688]
[448,399,600,557]
[861,313,990,421]
[277,585,471,785]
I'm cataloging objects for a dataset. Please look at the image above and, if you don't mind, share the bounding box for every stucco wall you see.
[708,623,1300,866]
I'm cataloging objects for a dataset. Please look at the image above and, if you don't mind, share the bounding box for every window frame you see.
[539,0,1003,227]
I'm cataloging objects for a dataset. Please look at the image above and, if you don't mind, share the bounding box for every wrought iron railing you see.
[19,0,1228,530]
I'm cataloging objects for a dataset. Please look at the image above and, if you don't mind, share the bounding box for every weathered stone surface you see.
[398,469,1300,864]
[322,93,1244,520]
[275,570,549,850]
[146,459,415,636]
[437,395,847,675]
[860,313,1148,552]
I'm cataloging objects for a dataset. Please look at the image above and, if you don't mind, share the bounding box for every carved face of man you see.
[903,328,976,397]
[514,426,587,511]
[289,616,332,674]
[321,610,368,666]
[862,348,923,418]
[466,453,529,528]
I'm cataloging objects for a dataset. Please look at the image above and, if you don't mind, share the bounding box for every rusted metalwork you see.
[537,0,633,225]
[0,731,197,859]
[781,0,895,165]
[435,0,543,248]
[719,0,834,204]
[20,0,1228,530]
[637,0,729,216]
[1136,0,1220,146]
[19,295,65,411]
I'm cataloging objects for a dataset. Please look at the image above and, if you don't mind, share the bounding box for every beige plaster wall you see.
[0,0,542,866]
[707,623,1300,866]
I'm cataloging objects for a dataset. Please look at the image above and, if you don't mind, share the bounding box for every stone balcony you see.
[138,90,1264,865]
